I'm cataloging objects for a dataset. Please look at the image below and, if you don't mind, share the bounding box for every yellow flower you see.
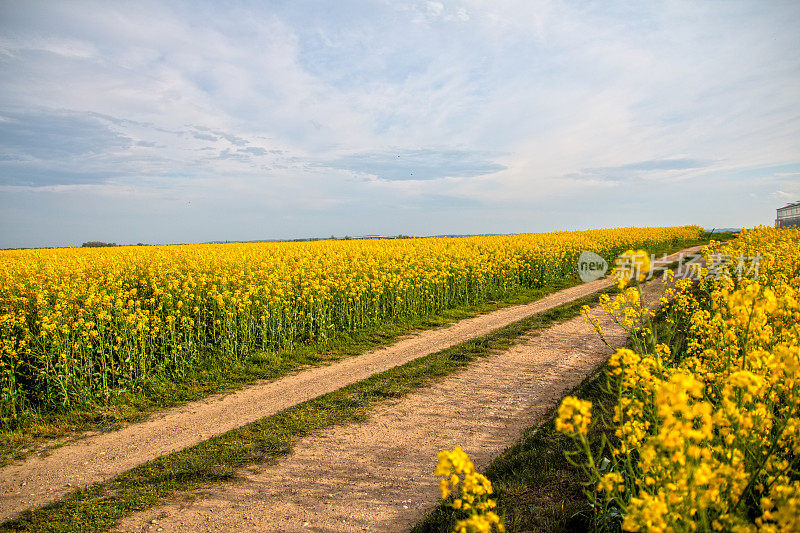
[435,447,504,533]
[597,472,625,494]
[613,249,652,287]
[555,396,592,436]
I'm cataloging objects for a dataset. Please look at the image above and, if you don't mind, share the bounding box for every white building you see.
[776,201,800,228]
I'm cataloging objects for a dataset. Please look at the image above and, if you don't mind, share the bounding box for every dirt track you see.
[113,276,672,532]
[0,245,704,523]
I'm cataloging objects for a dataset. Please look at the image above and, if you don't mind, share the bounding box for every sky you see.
[1,0,799,248]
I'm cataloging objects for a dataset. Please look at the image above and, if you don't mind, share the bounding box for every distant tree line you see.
[81,241,118,248]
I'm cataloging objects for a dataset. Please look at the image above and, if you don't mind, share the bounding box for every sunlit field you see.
[0,226,701,427]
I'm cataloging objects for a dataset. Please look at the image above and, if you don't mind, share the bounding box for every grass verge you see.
[1,282,622,532]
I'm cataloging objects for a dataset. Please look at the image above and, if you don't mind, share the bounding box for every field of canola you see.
[557,226,800,532]
[0,226,702,426]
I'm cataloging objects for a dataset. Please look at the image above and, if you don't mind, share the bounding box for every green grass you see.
[0,235,717,464]
[1,283,622,533]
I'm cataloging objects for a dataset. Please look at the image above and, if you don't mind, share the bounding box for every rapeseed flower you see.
[571,227,800,532]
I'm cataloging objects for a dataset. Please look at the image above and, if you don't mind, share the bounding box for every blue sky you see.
[1,0,798,247]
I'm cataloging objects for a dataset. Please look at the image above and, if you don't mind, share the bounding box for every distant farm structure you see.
[776,201,800,228]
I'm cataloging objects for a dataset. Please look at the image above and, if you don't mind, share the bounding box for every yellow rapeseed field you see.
[560,226,800,532]
[0,226,700,426]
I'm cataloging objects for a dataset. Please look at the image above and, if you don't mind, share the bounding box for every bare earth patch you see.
[0,246,703,523]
